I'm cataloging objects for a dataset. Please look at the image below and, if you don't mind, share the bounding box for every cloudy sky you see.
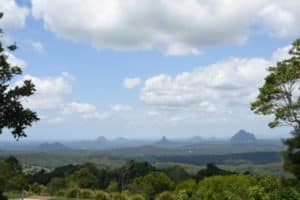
[1,0,298,140]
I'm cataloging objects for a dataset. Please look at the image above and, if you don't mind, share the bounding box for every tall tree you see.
[0,13,39,140]
[251,39,300,179]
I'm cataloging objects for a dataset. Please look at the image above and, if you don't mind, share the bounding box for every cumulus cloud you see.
[16,72,73,109]
[63,102,109,120]
[258,1,300,38]
[30,0,300,55]
[111,104,132,112]
[0,0,29,29]
[140,45,291,116]
[123,77,141,89]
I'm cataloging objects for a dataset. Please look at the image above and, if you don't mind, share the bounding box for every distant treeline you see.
[147,151,282,165]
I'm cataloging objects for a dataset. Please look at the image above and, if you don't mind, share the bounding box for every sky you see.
[0,0,299,140]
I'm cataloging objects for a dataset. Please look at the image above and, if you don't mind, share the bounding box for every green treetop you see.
[0,13,39,139]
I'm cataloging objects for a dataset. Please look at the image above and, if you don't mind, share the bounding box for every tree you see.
[0,12,39,140]
[130,172,174,199]
[68,167,99,189]
[0,156,27,199]
[251,39,300,179]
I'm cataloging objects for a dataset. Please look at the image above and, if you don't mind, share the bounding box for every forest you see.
[1,156,300,200]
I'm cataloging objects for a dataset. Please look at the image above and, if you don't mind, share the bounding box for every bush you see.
[155,192,176,200]
[198,175,256,200]
[66,188,80,198]
[55,190,66,197]
[95,191,110,200]
[106,181,119,192]
[272,187,300,200]
[112,192,129,200]
[175,179,197,197]
[130,172,174,199]
[80,189,94,199]
[130,194,145,200]
[175,190,189,200]
[29,183,42,194]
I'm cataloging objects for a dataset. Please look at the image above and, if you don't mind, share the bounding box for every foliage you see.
[175,179,197,198]
[65,188,80,198]
[130,194,145,200]
[0,156,27,199]
[47,178,66,195]
[68,167,99,189]
[0,13,39,140]
[106,181,119,192]
[130,172,174,199]
[95,191,110,200]
[197,175,256,200]
[2,156,300,200]
[79,189,94,199]
[251,39,300,179]
[111,192,129,200]
[162,166,189,183]
[117,160,156,191]
[195,163,235,181]
[155,192,176,200]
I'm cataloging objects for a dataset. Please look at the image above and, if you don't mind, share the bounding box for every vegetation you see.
[1,156,300,200]
[251,39,300,179]
[0,13,39,140]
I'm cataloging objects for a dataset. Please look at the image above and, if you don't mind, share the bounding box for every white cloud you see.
[123,77,141,89]
[6,53,27,69]
[165,43,202,56]
[16,72,73,109]
[140,46,291,117]
[30,0,300,55]
[32,41,44,52]
[111,104,132,112]
[63,102,109,120]
[0,0,29,29]
[258,1,300,38]
[271,45,292,62]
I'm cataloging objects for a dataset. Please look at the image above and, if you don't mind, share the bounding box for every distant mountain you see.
[38,142,70,151]
[230,130,257,144]
[156,136,174,146]
[96,136,110,144]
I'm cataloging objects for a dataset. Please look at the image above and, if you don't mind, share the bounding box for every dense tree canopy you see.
[251,39,300,179]
[0,13,39,139]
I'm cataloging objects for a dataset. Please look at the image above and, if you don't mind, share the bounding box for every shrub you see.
[130,194,145,200]
[198,175,256,200]
[106,181,119,192]
[175,179,197,197]
[175,190,189,200]
[66,188,80,198]
[55,190,66,197]
[112,192,129,200]
[95,191,110,200]
[29,183,42,194]
[155,192,176,200]
[80,189,94,199]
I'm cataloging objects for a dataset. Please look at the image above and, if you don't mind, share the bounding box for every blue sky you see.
[1,0,299,140]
